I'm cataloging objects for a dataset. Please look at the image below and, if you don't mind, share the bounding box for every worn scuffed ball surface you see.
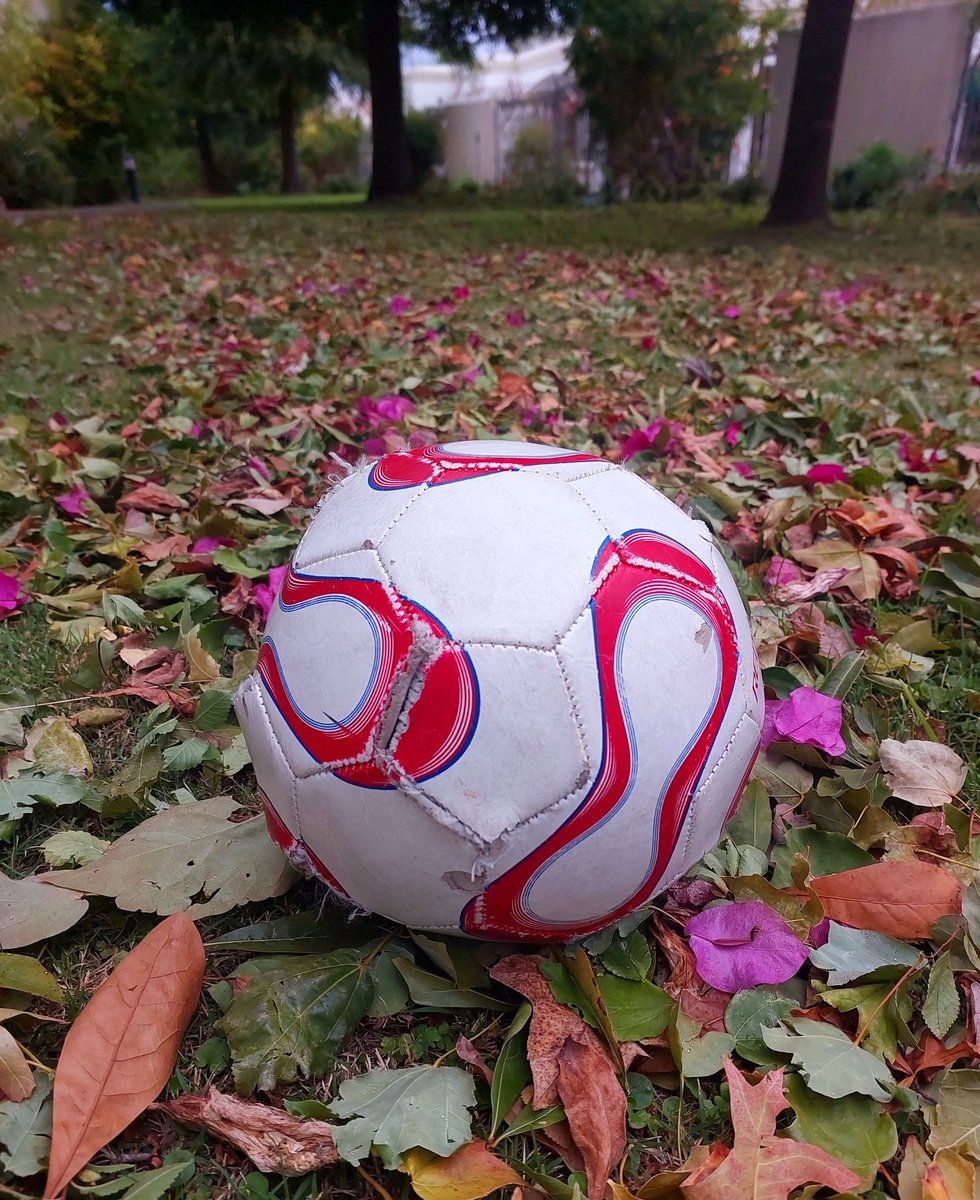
[234,440,762,941]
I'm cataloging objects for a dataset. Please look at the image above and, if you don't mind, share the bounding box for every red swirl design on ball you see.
[257,567,478,789]
[462,531,743,941]
[368,444,598,491]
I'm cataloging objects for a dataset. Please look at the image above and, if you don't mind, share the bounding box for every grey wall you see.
[764,2,973,185]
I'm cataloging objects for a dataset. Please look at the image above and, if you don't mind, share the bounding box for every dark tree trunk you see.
[278,83,303,195]
[365,0,411,202]
[765,0,856,226]
[195,114,229,195]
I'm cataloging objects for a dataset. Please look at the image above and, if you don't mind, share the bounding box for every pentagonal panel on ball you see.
[233,677,301,837]
[378,470,607,648]
[570,467,715,573]
[398,643,589,846]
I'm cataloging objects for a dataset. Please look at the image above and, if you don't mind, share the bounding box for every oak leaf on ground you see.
[401,1139,522,1200]
[43,914,204,1198]
[679,1060,861,1200]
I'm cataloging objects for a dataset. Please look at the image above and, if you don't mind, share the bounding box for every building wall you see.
[764,2,973,184]
[442,101,499,184]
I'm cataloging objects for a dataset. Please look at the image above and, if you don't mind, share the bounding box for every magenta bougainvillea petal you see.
[686,900,809,992]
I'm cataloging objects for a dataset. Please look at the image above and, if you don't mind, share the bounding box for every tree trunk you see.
[765,0,856,226]
[195,114,229,195]
[365,0,411,202]
[278,83,304,195]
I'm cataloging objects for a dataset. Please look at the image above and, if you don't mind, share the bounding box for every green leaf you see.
[117,1154,196,1200]
[816,979,916,1061]
[928,1069,980,1156]
[46,796,297,918]
[785,1074,897,1180]
[330,1064,475,1167]
[497,1103,566,1140]
[217,947,376,1094]
[39,829,109,867]
[207,909,378,955]
[284,1099,334,1120]
[193,689,234,732]
[490,1004,532,1139]
[923,951,959,1039]
[724,986,800,1066]
[670,1008,734,1079]
[597,926,653,981]
[724,779,772,852]
[0,770,96,828]
[819,652,866,700]
[0,953,64,1002]
[808,923,920,986]
[161,737,211,773]
[392,957,510,1010]
[106,746,164,801]
[366,948,410,1018]
[761,1017,895,1101]
[770,827,874,887]
[595,975,672,1042]
[0,1072,52,1177]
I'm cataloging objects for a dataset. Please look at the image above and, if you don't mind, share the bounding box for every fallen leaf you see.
[784,1073,897,1180]
[680,1060,861,1200]
[330,1064,475,1167]
[928,1070,980,1158]
[43,913,204,1198]
[217,947,377,1095]
[0,875,88,950]
[761,1017,895,1100]
[810,861,962,939]
[808,922,920,986]
[879,739,967,808]
[24,717,93,777]
[0,953,64,1002]
[44,796,297,917]
[489,954,626,1199]
[0,1026,33,1101]
[401,1139,522,1200]
[160,1088,339,1175]
[39,830,109,867]
[0,1072,52,1177]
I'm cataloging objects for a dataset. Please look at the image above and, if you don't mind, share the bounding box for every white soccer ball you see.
[235,440,762,941]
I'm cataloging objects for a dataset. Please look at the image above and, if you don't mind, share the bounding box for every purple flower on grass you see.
[686,900,809,992]
[254,565,287,624]
[0,572,27,614]
[806,463,849,484]
[763,687,846,756]
[56,484,90,516]
[621,417,681,462]
[191,536,235,554]
[389,295,411,316]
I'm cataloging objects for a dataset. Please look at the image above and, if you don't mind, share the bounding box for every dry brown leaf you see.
[0,1024,33,1101]
[401,1139,522,1200]
[809,861,962,939]
[43,913,204,1198]
[879,739,968,808]
[489,954,626,1199]
[161,1089,338,1175]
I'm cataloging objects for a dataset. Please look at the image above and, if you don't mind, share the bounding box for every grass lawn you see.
[1,200,979,1200]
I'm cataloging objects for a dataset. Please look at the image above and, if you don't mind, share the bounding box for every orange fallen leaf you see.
[680,1060,860,1200]
[43,913,204,1198]
[160,1088,338,1175]
[489,954,626,1200]
[0,1025,33,1101]
[809,861,961,939]
[401,1139,522,1200]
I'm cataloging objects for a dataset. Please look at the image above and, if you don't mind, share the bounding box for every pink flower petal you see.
[55,484,90,516]
[0,572,27,613]
[765,557,803,589]
[771,687,846,756]
[191,536,235,554]
[686,901,808,992]
[389,295,411,316]
[806,463,849,484]
[254,565,287,624]
[505,309,526,327]
[723,305,741,319]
